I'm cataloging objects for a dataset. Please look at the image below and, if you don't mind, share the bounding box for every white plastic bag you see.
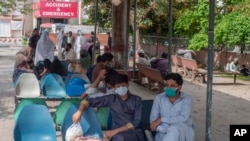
[65,123,83,141]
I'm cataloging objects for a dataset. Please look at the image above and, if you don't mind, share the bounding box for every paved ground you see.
[1,46,250,141]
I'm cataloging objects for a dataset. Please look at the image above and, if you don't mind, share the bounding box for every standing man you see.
[150,73,194,141]
[91,31,100,54]
[64,31,75,48]
[107,32,112,50]
[74,30,85,59]
[28,28,40,57]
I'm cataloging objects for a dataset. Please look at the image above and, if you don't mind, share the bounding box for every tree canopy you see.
[0,0,32,14]
[174,0,250,51]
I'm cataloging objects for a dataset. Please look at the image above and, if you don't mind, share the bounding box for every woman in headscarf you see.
[14,46,31,69]
[34,31,55,65]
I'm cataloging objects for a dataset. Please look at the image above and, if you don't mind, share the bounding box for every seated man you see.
[61,43,76,62]
[86,55,101,83]
[229,58,240,73]
[137,50,150,67]
[176,45,196,59]
[73,74,144,141]
[150,73,194,141]
[240,65,250,76]
[92,53,114,82]
[80,69,118,99]
[39,58,64,78]
[150,52,168,77]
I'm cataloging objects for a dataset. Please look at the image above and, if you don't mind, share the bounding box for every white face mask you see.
[115,86,128,96]
[106,88,115,94]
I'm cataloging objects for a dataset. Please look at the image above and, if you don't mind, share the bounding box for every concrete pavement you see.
[1,46,250,141]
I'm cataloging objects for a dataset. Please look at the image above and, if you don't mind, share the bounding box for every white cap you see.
[137,49,144,54]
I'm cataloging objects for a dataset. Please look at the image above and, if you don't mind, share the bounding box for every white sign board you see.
[64,25,97,34]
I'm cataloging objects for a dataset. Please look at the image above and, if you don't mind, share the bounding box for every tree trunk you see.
[130,11,141,50]
[112,0,130,69]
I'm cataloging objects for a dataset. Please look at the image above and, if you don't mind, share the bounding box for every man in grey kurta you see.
[73,74,144,141]
[150,73,194,141]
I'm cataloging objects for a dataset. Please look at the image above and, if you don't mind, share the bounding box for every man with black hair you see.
[92,53,114,82]
[240,64,250,76]
[86,55,102,82]
[90,31,100,53]
[28,28,40,57]
[107,32,112,50]
[150,73,194,141]
[73,73,144,141]
[61,43,76,62]
[80,69,119,99]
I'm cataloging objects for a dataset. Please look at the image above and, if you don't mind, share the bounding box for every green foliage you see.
[0,0,32,14]
[215,12,250,46]
[174,0,250,51]
[188,33,208,50]
[82,0,112,28]
[174,0,209,36]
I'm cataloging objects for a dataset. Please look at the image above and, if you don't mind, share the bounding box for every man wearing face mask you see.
[73,74,144,141]
[79,69,118,99]
[150,73,194,141]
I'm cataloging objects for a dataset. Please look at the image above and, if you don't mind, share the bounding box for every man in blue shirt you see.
[150,73,194,141]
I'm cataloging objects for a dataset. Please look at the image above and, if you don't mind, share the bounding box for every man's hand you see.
[72,110,83,123]
[104,129,118,140]
[150,118,161,131]
[97,69,107,80]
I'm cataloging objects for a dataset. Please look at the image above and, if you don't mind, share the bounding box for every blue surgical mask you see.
[115,86,128,96]
[164,87,177,97]
[107,62,113,69]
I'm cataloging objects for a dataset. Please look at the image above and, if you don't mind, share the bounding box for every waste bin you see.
[22,37,27,45]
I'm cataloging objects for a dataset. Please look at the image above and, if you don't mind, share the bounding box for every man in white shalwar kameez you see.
[56,29,64,60]
[34,31,55,65]
[74,30,85,59]
[150,73,194,141]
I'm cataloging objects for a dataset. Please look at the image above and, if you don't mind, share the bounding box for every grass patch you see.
[219,74,250,81]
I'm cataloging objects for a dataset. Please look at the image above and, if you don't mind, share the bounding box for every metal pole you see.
[206,0,215,141]
[124,0,130,73]
[93,0,99,65]
[168,0,173,73]
[132,0,137,80]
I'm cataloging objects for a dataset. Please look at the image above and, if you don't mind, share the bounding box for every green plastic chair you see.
[14,98,47,121]
[95,107,110,130]
[53,98,81,126]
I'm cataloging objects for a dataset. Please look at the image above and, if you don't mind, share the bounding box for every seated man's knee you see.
[163,126,179,141]
[112,134,125,141]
